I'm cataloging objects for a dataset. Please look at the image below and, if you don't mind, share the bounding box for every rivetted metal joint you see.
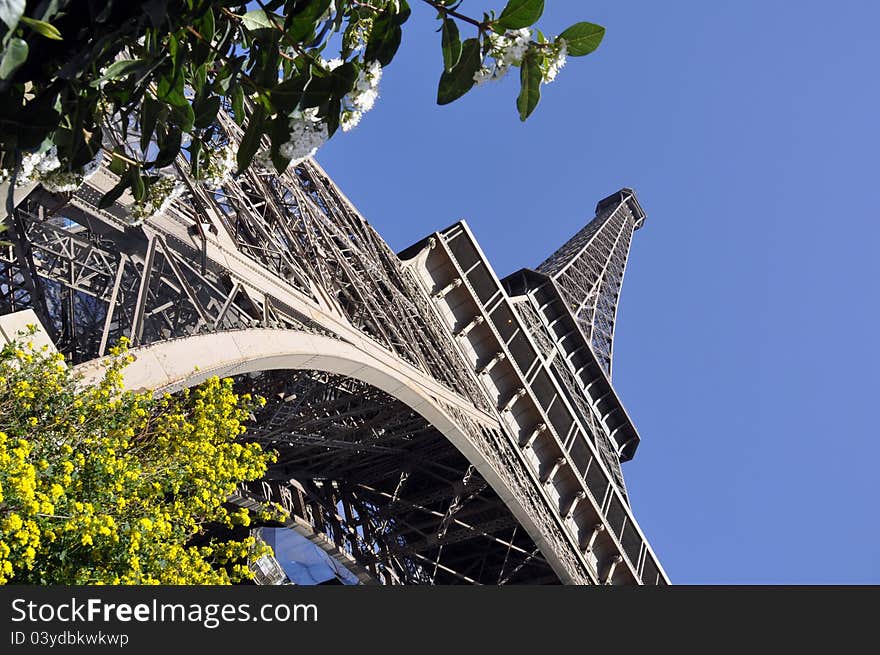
[564,490,586,520]
[521,423,546,449]
[499,387,526,412]
[454,314,484,338]
[477,351,506,375]
[581,523,606,554]
[432,278,462,300]
[603,555,623,585]
[541,457,567,485]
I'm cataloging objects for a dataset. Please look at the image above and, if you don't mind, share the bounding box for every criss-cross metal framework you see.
[536,190,646,377]
[0,111,667,585]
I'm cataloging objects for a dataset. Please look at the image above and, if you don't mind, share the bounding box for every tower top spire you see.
[536,188,645,376]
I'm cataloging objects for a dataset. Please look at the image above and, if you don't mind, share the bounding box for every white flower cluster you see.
[279,107,329,166]
[128,173,186,225]
[341,61,382,132]
[200,145,236,190]
[474,28,532,85]
[474,32,569,87]
[253,148,274,171]
[542,40,568,84]
[253,58,383,171]
[0,146,102,193]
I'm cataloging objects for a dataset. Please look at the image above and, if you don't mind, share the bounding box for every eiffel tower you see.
[0,110,668,585]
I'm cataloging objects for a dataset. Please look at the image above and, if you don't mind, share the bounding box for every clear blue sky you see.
[317,1,880,584]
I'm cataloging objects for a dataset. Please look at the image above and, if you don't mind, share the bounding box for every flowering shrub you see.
[0,1,604,216]
[0,330,280,584]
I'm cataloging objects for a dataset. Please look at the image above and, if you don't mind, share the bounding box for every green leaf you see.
[153,127,181,168]
[237,106,265,173]
[298,63,356,109]
[194,95,220,129]
[231,84,245,126]
[270,74,307,114]
[190,137,202,180]
[364,14,403,66]
[194,63,208,95]
[19,16,62,40]
[170,102,195,133]
[326,96,341,138]
[366,5,410,67]
[72,126,103,169]
[558,22,605,56]
[108,149,128,176]
[97,59,146,84]
[0,37,27,79]
[517,51,541,121]
[200,7,215,42]
[441,18,461,72]
[7,93,59,149]
[98,175,130,209]
[131,170,145,202]
[437,38,481,105]
[286,0,331,42]
[140,98,160,152]
[215,55,245,93]
[241,9,273,32]
[496,0,544,30]
[168,32,179,68]
[156,69,187,107]
[0,0,24,31]
[268,114,292,174]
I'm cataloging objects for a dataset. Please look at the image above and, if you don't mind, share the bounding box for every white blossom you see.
[473,66,497,86]
[351,60,381,112]
[340,109,362,132]
[38,150,103,193]
[200,144,236,190]
[490,28,531,67]
[254,148,274,171]
[279,108,328,166]
[339,60,382,131]
[40,170,82,193]
[35,146,61,175]
[128,174,186,225]
[475,28,532,84]
[1,146,94,191]
[323,57,344,71]
[543,40,567,84]
[19,151,44,182]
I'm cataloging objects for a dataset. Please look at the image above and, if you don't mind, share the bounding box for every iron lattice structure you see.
[0,109,667,585]
[536,191,646,377]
